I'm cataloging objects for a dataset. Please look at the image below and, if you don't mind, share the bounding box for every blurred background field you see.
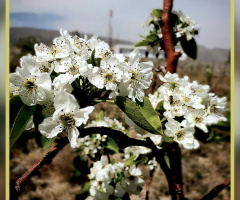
[9,28,230,200]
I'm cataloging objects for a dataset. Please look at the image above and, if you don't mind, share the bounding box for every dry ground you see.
[10,59,230,200]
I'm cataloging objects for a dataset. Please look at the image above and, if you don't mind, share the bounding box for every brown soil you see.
[10,60,230,200]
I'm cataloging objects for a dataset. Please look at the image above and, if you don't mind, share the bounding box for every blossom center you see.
[40,65,50,73]
[130,70,140,83]
[68,65,80,75]
[23,78,37,91]
[169,95,180,106]
[175,130,185,140]
[103,72,115,84]
[100,50,112,59]
[59,114,75,128]
[182,96,190,102]
[194,116,203,123]
[73,38,87,50]
[49,45,60,57]
[210,104,218,113]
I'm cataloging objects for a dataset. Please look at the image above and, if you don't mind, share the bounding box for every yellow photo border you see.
[5,0,9,199]
[5,0,235,199]
[231,0,235,199]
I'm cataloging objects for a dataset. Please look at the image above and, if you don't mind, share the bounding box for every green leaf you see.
[214,121,230,131]
[134,40,149,47]
[136,97,162,133]
[10,95,24,125]
[162,135,174,143]
[145,33,159,42]
[96,58,101,67]
[110,157,116,164]
[98,90,111,101]
[76,182,91,199]
[96,111,104,121]
[138,34,146,39]
[155,100,165,117]
[124,155,136,166]
[41,135,56,149]
[155,101,164,111]
[194,127,213,143]
[72,156,89,176]
[170,12,180,27]
[115,96,162,135]
[150,20,161,30]
[10,104,37,148]
[103,137,119,154]
[90,48,96,63]
[152,9,162,18]
[180,38,197,60]
[164,153,171,169]
[206,130,214,142]
[33,105,56,149]
[124,154,149,167]
[87,49,96,65]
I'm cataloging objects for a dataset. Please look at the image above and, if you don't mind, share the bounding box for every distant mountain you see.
[10,27,229,63]
[10,27,133,47]
[196,45,229,63]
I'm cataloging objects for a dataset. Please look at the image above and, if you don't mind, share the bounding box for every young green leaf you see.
[136,96,162,133]
[152,9,162,18]
[170,12,180,27]
[180,38,197,60]
[134,40,149,47]
[164,153,171,169]
[124,155,137,166]
[10,95,24,126]
[145,33,159,42]
[115,96,163,135]
[96,111,104,121]
[10,104,37,148]
[103,137,119,154]
[41,135,56,149]
[76,182,91,199]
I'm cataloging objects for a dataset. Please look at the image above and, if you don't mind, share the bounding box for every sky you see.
[10,0,230,49]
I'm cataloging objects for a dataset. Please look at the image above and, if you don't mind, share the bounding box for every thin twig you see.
[13,137,69,195]
[14,127,229,200]
[145,169,155,200]
[200,177,230,200]
[14,127,161,194]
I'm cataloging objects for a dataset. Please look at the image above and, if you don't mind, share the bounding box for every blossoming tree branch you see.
[10,0,230,199]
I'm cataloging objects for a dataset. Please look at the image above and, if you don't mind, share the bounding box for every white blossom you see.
[119,49,153,102]
[39,91,94,148]
[165,118,199,149]
[10,65,52,106]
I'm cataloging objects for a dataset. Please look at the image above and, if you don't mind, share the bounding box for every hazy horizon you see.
[10,0,230,49]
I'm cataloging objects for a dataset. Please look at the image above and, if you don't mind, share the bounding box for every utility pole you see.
[108,10,113,49]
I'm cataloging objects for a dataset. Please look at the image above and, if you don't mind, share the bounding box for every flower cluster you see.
[123,132,161,171]
[10,28,154,148]
[148,72,227,149]
[141,10,199,54]
[77,115,128,160]
[87,156,144,200]
[124,117,162,170]
[173,11,199,41]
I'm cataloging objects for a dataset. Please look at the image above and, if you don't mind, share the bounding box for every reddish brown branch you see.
[14,127,229,200]
[13,127,160,194]
[200,177,230,200]
[156,143,184,200]
[13,138,69,195]
[160,0,181,74]
[145,169,155,200]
